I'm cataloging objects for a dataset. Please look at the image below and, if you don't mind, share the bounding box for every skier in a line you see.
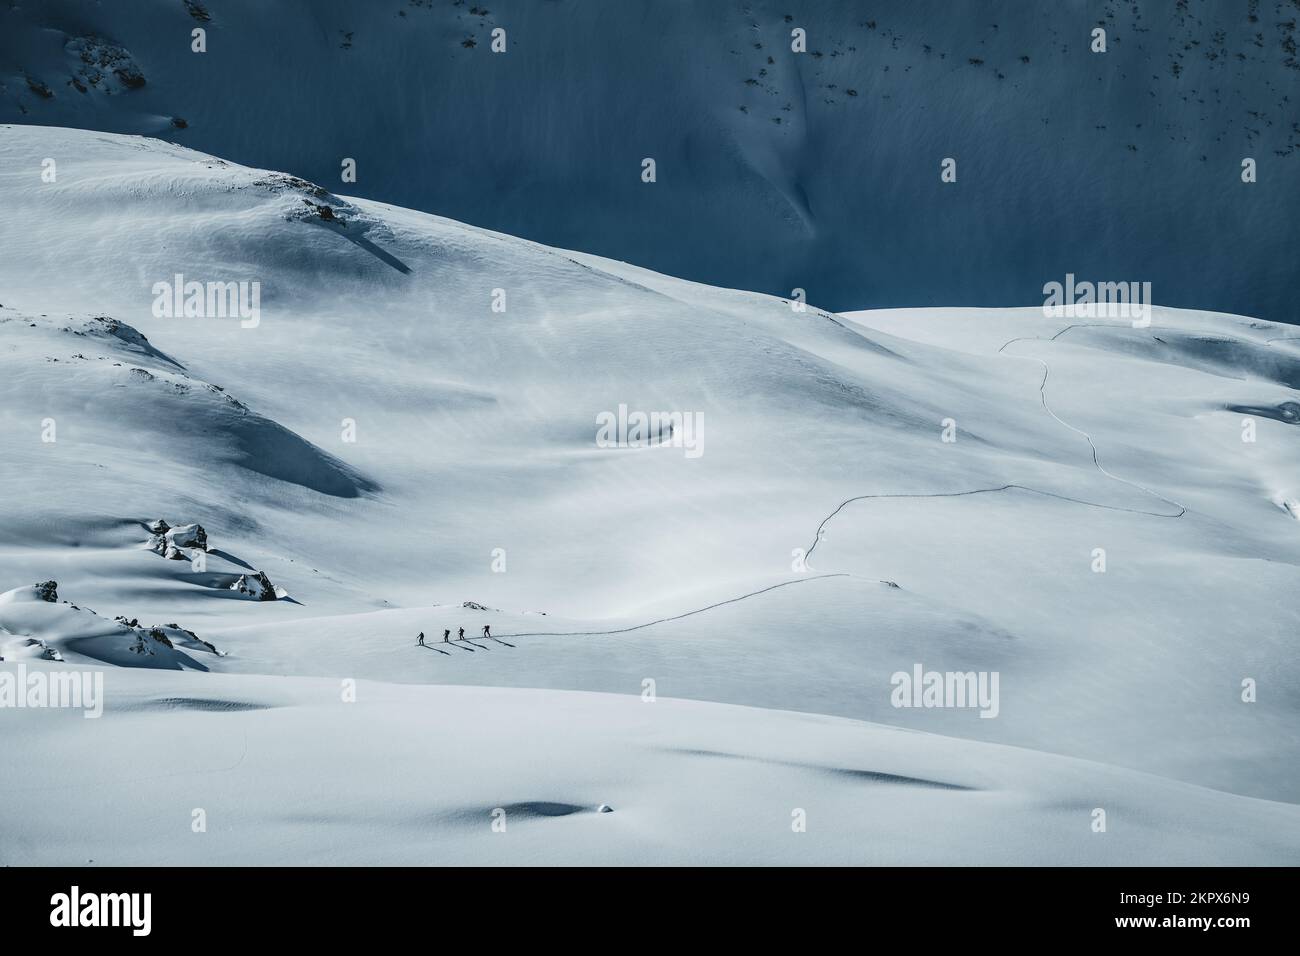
[443,628,451,643]
[483,625,491,639]
[417,632,425,646]
[458,627,465,641]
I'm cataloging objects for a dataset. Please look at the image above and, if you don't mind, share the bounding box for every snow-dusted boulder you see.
[145,520,208,559]
[160,623,223,656]
[2,637,63,662]
[230,571,278,601]
[166,523,207,551]
[129,629,167,656]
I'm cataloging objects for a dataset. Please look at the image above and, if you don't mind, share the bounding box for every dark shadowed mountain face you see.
[2,0,1296,319]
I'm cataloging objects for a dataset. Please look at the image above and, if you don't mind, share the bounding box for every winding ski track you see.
[805,322,1189,567]
[494,573,851,640]
[471,319,1294,644]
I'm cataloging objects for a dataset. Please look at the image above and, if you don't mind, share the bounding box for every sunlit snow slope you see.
[1,126,1298,863]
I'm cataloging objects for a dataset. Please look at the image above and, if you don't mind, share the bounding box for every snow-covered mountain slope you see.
[1,0,1296,319]
[1,125,1299,862]
[5,670,1299,866]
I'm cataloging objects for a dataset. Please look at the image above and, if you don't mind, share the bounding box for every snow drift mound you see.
[0,310,378,500]
[4,675,1299,865]
[0,583,221,670]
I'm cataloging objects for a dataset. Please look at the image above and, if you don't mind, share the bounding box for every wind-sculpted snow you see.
[1,126,1298,864]
[3,675,1299,865]
[0,584,220,670]
[0,311,378,499]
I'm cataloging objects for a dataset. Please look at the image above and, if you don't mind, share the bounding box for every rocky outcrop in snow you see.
[230,571,278,601]
[142,521,286,601]
[165,523,207,551]
[146,520,206,556]
[146,519,208,559]
[0,585,221,669]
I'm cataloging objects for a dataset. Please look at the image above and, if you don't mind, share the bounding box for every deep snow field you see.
[1,125,1298,864]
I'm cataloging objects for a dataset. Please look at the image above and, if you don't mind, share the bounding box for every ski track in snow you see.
[407,317,1300,653]
[996,323,1189,517]
[803,321,1196,572]
[494,573,851,640]
[453,321,1200,647]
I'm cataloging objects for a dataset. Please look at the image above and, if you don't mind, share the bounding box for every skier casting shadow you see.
[458,626,486,649]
